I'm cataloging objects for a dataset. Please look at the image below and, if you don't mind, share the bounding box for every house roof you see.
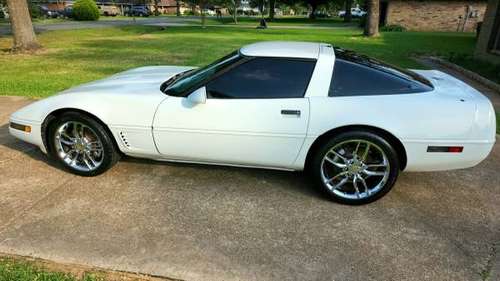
[239,41,320,59]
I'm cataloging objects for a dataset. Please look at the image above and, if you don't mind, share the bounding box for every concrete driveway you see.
[0,95,499,281]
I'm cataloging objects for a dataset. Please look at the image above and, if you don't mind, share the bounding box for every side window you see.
[329,59,419,97]
[206,57,315,99]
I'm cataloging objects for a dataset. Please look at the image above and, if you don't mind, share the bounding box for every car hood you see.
[58,66,195,96]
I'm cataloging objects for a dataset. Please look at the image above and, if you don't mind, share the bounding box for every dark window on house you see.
[488,3,500,54]
[206,57,316,99]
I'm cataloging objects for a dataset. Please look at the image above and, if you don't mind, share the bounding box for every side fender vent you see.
[119,131,131,148]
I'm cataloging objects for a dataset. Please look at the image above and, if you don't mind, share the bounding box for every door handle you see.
[281,110,301,117]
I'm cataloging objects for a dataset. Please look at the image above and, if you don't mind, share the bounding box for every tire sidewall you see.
[311,131,400,205]
[47,112,118,177]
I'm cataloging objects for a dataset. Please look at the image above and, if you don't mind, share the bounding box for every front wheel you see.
[47,112,120,176]
[311,131,400,205]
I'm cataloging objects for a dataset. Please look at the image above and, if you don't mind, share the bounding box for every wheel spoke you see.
[363,170,386,176]
[72,123,80,138]
[82,154,93,169]
[332,176,349,190]
[78,124,85,139]
[358,175,370,196]
[352,176,361,198]
[86,151,99,167]
[63,149,76,161]
[325,171,348,184]
[329,149,347,162]
[88,141,103,152]
[353,141,361,156]
[366,163,387,168]
[324,156,347,168]
[59,137,74,146]
[361,143,370,161]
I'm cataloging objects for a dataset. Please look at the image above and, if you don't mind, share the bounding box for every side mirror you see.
[187,87,207,105]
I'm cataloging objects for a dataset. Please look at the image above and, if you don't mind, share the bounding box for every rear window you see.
[329,48,434,97]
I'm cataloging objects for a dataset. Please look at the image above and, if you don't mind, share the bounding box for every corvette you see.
[9,41,496,204]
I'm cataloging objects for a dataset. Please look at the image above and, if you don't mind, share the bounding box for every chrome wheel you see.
[53,121,104,172]
[320,139,390,200]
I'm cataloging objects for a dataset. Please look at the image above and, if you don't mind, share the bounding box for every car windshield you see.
[333,47,434,88]
[162,50,241,96]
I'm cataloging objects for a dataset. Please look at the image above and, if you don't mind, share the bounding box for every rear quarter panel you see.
[295,91,491,171]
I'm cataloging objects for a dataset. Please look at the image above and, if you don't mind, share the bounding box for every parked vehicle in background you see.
[39,5,62,18]
[125,6,151,17]
[203,9,216,16]
[62,6,73,18]
[98,5,119,16]
[338,8,366,18]
[313,11,331,18]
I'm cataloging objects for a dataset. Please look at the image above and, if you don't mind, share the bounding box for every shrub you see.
[73,0,99,21]
[28,2,41,19]
[380,24,406,32]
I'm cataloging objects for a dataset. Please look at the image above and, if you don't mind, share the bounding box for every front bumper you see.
[9,117,46,154]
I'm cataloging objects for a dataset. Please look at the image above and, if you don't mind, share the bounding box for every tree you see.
[176,0,181,16]
[153,0,160,16]
[343,0,352,22]
[281,0,328,19]
[5,0,40,51]
[269,0,275,20]
[364,0,379,37]
[184,0,207,27]
[213,0,241,23]
[228,0,241,23]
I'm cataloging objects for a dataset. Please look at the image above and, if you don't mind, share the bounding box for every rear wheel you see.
[311,131,400,204]
[47,112,120,176]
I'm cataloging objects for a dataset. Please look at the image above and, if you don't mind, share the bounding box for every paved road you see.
[0,17,192,36]
[0,73,499,280]
[0,17,355,36]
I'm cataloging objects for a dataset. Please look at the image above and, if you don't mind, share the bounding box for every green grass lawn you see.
[447,54,500,84]
[0,258,103,281]
[0,25,478,98]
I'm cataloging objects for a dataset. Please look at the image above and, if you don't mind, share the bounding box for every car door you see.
[152,57,316,168]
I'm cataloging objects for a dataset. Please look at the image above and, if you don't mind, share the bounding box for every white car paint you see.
[9,41,496,173]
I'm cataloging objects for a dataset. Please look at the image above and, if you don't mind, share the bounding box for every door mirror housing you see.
[187,87,207,105]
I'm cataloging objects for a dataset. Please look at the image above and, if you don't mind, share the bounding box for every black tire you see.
[47,112,120,177]
[310,130,400,205]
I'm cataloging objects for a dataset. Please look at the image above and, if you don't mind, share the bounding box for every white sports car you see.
[9,41,496,204]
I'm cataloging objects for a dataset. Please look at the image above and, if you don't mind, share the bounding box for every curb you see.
[425,56,500,93]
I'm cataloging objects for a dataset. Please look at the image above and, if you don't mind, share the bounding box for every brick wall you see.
[386,0,487,32]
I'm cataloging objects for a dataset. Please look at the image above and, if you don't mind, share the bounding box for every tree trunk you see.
[200,0,206,28]
[176,0,180,16]
[309,3,317,19]
[344,0,352,22]
[6,0,40,51]
[233,0,238,24]
[269,0,275,20]
[154,0,159,16]
[364,0,379,37]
